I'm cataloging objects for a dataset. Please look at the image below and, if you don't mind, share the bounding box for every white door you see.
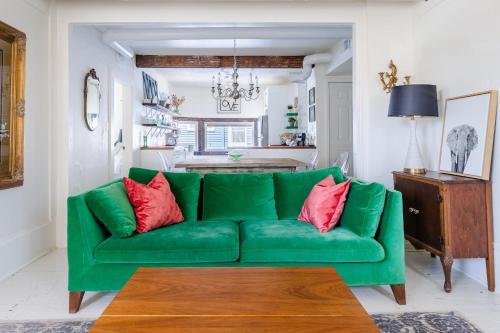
[328,82,353,175]
[110,81,132,178]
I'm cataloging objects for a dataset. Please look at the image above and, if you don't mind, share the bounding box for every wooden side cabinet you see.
[393,171,495,293]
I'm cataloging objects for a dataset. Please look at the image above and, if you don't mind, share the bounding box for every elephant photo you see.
[446,124,479,173]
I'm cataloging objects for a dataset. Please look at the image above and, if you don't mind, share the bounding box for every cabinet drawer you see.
[395,177,443,251]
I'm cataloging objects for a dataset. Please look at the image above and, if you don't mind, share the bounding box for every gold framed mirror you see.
[0,21,25,190]
[84,68,100,131]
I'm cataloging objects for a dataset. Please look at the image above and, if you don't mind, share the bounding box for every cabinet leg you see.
[440,255,454,293]
[486,257,495,292]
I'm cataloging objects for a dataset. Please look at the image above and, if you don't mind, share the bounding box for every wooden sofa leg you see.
[69,291,85,313]
[390,284,406,305]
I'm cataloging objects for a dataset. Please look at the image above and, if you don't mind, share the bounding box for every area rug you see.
[372,312,482,333]
[0,312,482,332]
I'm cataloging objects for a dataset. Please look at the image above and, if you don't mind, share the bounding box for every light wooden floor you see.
[0,248,498,332]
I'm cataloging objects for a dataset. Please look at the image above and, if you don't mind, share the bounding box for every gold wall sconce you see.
[378,60,413,93]
[379,60,398,93]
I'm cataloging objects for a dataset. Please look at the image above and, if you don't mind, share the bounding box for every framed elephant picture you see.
[439,90,498,180]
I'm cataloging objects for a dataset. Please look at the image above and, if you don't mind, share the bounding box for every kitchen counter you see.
[140,146,176,150]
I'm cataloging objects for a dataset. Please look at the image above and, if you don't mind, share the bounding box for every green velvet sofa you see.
[67,166,405,313]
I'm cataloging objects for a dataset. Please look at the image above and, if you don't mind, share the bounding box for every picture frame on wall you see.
[308,105,316,122]
[308,87,315,106]
[0,21,26,190]
[438,90,498,180]
[217,97,241,114]
[142,71,159,103]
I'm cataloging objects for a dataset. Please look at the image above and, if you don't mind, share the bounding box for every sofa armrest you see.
[376,189,405,280]
[67,192,110,289]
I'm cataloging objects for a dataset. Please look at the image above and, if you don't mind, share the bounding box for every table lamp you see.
[388,84,438,174]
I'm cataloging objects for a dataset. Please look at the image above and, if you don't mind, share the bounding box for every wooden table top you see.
[176,157,306,168]
[90,267,379,333]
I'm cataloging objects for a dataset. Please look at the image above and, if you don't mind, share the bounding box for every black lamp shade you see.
[388,84,438,117]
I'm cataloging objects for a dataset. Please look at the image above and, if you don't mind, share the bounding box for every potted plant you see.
[170,94,186,113]
[288,117,297,127]
[287,105,294,111]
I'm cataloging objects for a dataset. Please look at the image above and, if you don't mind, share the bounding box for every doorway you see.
[110,80,132,178]
[328,82,353,175]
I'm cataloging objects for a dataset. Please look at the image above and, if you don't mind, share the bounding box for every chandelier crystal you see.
[211,40,260,102]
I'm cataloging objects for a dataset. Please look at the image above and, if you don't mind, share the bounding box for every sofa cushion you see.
[240,220,384,263]
[94,221,239,263]
[339,180,386,237]
[274,167,348,220]
[202,173,278,221]
[85,182,136,238]
[124,172,184,233]
[299,176,352,233]
[128,167,201,221]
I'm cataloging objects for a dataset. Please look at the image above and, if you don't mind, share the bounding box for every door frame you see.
[108,78,133,179]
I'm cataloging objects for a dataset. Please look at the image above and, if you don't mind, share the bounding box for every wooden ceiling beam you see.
[136,55,305,68]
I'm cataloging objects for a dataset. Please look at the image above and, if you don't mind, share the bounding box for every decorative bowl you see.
[227,151,244,161]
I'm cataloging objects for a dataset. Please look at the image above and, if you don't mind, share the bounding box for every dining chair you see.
[307,149,320,170]
[156,152,173,172]
[332,151,350,175]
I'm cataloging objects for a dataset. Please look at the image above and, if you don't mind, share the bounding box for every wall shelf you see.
[141,123,178,130]
[142,103,179,117]
[286,112,299,116]
[286,126,299,129]
[141,123,179,137]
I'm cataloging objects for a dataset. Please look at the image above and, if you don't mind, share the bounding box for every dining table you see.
[175,157,306,174]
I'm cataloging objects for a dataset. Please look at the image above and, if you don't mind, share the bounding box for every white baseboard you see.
[453,241,499,293]
[0,222,55,282]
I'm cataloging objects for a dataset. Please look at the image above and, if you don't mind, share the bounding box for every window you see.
[205,122,255,151]
[176,121,198,150]
[174,117,257,154]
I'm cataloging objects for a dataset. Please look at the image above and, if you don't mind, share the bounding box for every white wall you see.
[51,1,416,247]
[413,0,500,290]
[0,0,53,280]
[68,25,135,195]
[266,85,299,145]
[168,83,266,118]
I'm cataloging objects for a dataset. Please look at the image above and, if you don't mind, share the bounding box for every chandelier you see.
[211,40,260,102]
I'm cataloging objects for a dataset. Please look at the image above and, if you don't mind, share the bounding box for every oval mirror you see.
[84,69,101,131]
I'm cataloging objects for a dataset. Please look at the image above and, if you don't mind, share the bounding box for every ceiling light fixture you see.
[211,40,260,102]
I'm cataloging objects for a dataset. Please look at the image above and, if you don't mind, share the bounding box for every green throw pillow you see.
[86,182,136,238]
[339,180,386,237]
[128,167,201,221]
[202,173,278,221]
[273,166,348,220]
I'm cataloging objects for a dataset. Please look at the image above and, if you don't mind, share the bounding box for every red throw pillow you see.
[123,172,184,233]
[298,176,352,233]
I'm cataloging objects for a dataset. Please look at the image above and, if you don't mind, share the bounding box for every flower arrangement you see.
[170,94,186,113]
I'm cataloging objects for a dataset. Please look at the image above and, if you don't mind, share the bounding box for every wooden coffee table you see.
[89,267,379,332]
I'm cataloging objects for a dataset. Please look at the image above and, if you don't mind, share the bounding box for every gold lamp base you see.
[404,167,427,175]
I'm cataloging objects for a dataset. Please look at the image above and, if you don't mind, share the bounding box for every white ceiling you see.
[92,23,354,84]
[97,24,352,56]
[126,39,341,56]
